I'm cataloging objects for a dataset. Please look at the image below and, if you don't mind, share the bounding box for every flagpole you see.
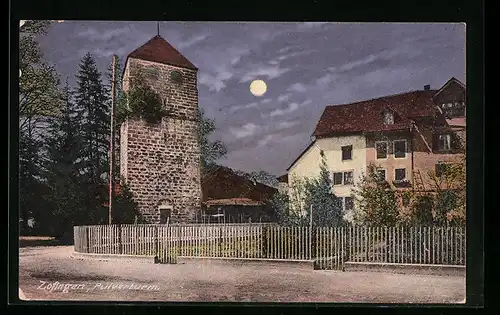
[109,55,118,225]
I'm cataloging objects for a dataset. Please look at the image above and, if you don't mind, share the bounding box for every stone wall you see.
[120,58,202,223]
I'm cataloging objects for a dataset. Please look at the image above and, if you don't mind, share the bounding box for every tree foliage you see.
[40,80,87,238]
[116,74,167,125]
[198,108,227,170]
[353,155,466,227]
[427,154,466,225]
[112,182,142,224]
[19,20,61,233]
[270,151,344,226]
[74,53,111,184]
[352,163,400,226]
[19,20,61,128]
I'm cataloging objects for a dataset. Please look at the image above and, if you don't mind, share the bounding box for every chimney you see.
[424,84,430,91]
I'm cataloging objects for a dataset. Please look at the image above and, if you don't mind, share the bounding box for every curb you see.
[344,261,466,276]
[177,256,315,270]
[70,251,156,264]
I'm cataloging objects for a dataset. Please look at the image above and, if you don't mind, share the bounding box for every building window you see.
[333,172,343,185]
[343,197,354,212]
[377,169,386,181]
[344,171,354,185]
[393,140,407,158]
[394,168,406,181]
[341,145,352,161]
[333,171,354,186]
[437,134,451,151]
[383,111,394,125]
[375,141,388,159]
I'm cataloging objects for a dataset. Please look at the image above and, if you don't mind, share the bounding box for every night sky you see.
[37,22,466,177]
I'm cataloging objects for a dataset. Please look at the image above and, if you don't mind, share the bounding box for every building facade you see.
[120,35,202,224]
[284,78,466,221]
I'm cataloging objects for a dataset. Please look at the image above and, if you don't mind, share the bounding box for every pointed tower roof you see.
[126,35,197,70]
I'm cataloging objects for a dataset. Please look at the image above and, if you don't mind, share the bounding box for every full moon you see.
[250,79,267,97]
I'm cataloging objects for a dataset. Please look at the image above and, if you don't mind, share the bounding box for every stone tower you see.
[120,35,201,223]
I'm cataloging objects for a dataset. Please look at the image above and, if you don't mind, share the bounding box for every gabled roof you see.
[126,35,197,70]
[433,77,465,98]
[313,90,439,138]
[201,165,277,202]
[286,140,316,171]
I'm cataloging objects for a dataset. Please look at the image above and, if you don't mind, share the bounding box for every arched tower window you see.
[170,70,184,85]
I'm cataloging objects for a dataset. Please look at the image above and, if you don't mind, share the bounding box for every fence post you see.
[218,226,222,257]
[86,226,90,253]
[311,227,317,260]
[155,225,158,260]
[261,225,268,258]
[177,227,181,257]
[117,224,122,254]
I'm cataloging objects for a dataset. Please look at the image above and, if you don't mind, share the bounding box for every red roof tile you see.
[313,90,440,138]
[201,165,277,203]
[127,35,197,70]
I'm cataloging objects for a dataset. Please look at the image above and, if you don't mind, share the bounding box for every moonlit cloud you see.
[257,134,274,147]
[240,65,290,83]
[278,93,292,102]
[287,83,307,93]
[229,102,258,113]
[230,123,260,139]
[275,49,317,62]
[269,102,299,117]
[77,27,131,42]
[199,70,234,93]
[316,73,338,86]
[177,34,210,49]
[277,120,300,129]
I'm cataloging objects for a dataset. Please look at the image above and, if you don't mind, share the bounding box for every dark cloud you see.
[37,22,466,176]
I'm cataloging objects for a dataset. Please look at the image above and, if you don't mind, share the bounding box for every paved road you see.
[19,246,466,303]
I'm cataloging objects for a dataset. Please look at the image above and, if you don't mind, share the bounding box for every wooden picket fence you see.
[74,224,466,270]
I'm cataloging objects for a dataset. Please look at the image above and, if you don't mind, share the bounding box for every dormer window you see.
[383,111,394,125]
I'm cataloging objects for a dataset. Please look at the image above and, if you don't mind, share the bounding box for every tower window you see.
[170,70,184,85]
[142,68,160,81]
